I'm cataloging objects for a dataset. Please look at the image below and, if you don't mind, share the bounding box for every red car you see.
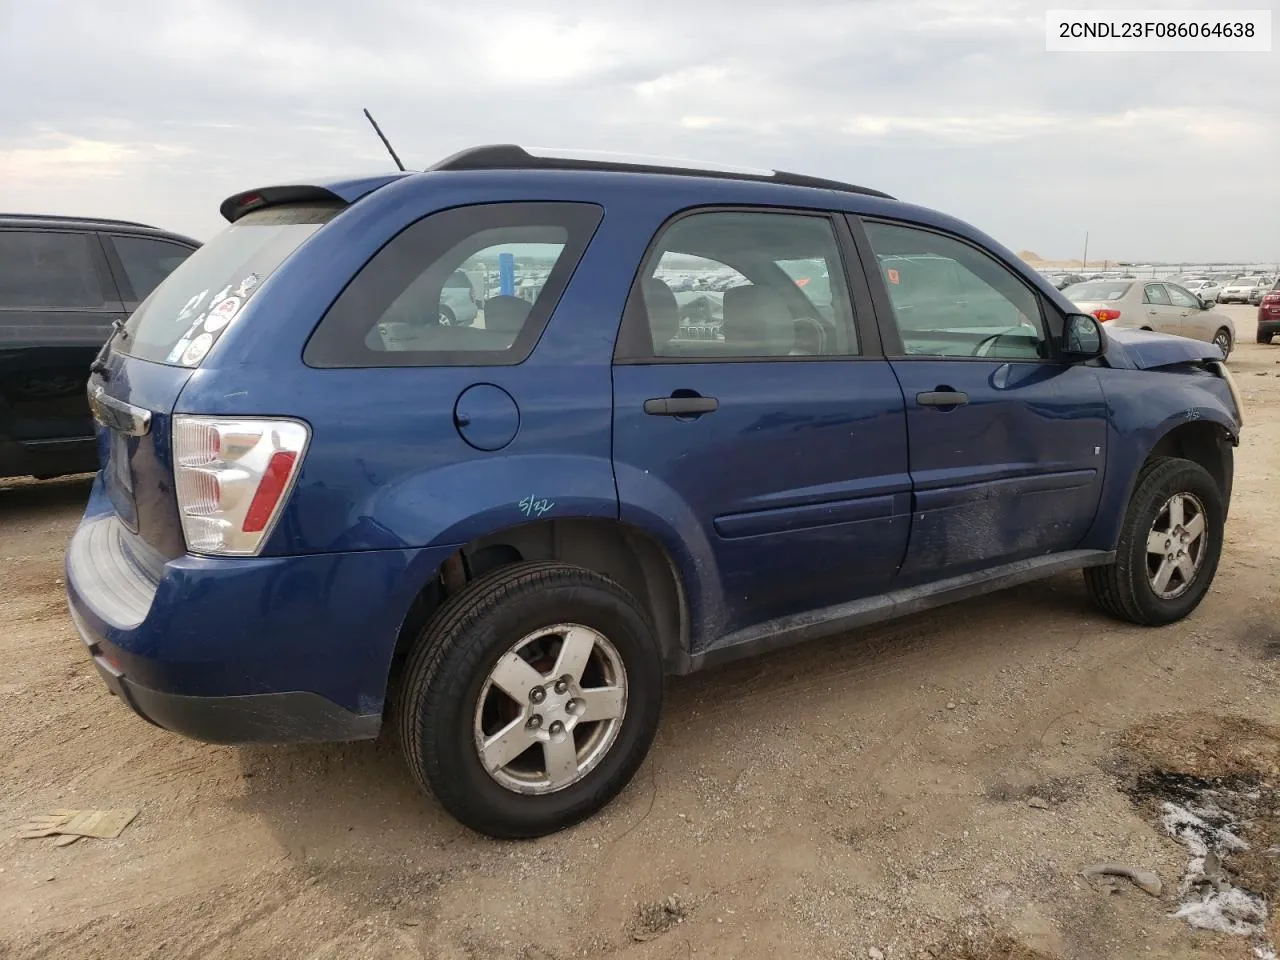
[1258,279,1280,344]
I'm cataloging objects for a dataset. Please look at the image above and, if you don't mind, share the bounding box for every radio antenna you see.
[363,108,406,171]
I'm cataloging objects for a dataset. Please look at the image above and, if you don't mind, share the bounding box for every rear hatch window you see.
[116,203,341,366]
[1064,281,1132,301]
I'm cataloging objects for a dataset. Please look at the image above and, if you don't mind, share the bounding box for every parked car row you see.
[1043,268,1277,308]
[0,214,198,479]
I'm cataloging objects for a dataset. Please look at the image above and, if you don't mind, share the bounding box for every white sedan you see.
[1066,278,1237,358]
[1181,278,1222,304]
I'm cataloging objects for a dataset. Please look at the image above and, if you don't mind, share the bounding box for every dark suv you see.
[0,214,198,479]
[66,147,1243,838]
[1258,279,1280,344]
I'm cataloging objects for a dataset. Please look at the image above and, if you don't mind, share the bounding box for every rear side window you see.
[118,203,340,365]
[109,235,195,301]
[304,202,603,368]
[0,231,107,308]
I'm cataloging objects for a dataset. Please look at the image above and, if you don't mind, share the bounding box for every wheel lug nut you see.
[565,699,578,714]
[527,714,542,729]
[530,687,546,704]
[554,677,569,695]
[549,721,564,735]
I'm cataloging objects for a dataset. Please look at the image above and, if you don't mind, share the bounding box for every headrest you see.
[483,295,532,334]
[722,285,794,356]
[642,278,680,349]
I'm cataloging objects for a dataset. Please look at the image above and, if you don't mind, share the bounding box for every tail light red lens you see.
[173,416,309,556]
[1092,309,1121,322]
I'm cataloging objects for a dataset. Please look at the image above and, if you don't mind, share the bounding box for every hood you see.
[1104,326,1223,370]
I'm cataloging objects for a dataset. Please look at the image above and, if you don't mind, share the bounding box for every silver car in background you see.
[1219,275,1275,305]
[439,270,480,326]
[1065,278,1236,358]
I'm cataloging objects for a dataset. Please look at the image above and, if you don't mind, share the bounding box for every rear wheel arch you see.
[388,518,689,700]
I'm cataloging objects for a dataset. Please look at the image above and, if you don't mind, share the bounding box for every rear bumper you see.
[0,436,98,480]
[71,603,380,743]
[65,476,459,744]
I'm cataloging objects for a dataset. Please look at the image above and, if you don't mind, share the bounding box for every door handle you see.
[644,395,719,417]
[917,390,968,408]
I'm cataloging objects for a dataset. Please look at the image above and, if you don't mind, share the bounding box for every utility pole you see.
[1082,231,1089,270]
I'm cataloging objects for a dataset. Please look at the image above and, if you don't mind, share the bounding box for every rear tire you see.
[1084,457,1223,626]
[1258,329,1273,344]
[398,561,663,839]
[1212,327,1232,358]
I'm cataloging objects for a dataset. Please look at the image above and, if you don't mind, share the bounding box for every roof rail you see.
[0,212,155,229]
[428,145,895,200]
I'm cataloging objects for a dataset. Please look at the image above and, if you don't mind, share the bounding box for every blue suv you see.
[67,146,1244,837]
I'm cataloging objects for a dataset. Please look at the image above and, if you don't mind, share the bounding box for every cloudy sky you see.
[1,0,1276,262]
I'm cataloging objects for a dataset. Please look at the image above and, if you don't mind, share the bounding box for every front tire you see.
[398,561,663,838]
[1084,457,1224,626]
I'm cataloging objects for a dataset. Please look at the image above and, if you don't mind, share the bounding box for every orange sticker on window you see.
[794,277,810,288]
[886,269,900,284]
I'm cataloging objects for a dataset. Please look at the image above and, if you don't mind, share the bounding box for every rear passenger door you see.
[1164,283,1207,341]
[1141,282,1181,334]
[0,229,126,460]
[853,217,1107,581]
[612,209,912,643]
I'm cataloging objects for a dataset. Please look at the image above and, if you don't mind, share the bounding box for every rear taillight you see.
[1092,309,1121,322]
[173,416,309,556]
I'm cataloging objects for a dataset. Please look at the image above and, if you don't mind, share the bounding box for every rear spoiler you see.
[218,173,412,223]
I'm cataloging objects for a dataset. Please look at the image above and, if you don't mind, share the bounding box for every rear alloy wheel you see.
[474,623,628,796]
[1084,457,1223,626]
[398,561,663,838]
[437,305,458,326]
[1212,327,1233,358]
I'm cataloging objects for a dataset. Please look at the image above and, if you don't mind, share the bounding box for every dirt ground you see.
[2,304,1279,960]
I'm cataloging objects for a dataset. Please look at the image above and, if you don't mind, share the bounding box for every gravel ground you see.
[1,304,1277,960]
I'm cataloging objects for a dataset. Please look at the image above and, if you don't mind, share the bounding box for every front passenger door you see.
[855,217,1107,582]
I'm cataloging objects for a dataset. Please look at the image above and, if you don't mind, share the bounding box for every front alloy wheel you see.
[1084,456,1224,625]
[1145,492,1208,600]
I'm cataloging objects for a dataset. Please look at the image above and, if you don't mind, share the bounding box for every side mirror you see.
[1062,313,1106,361]
[1200,298,1212,310]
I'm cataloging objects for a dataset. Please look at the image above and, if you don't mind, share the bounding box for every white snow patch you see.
[1173,888,1268,936]
[1160,799,1276,954]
